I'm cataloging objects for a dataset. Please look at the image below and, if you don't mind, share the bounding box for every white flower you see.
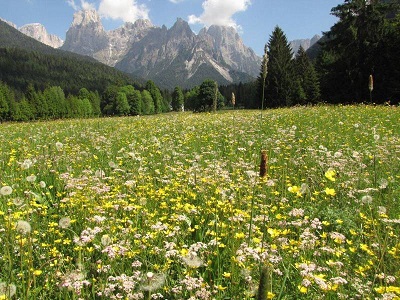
[0,186,13,196]
[16,220,31,235]
[39,181,46,188]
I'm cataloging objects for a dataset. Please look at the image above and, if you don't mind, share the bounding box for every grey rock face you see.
[19,23,64,48]
[61,10,109,56]
[62,12,261,88]
[290,34,321,56]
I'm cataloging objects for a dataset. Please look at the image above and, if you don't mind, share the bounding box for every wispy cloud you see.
[169,0,185,3]
[66,0,79,10]
[98,0,150,22]
[66,0,95,11]
[188,0,251,30]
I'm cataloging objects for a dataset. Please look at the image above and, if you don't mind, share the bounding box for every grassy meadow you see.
[0,105,399,299]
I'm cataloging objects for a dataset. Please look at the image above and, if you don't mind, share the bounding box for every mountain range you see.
[2,11,320,89]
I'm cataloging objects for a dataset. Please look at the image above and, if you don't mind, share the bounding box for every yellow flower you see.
[222,272,231,278]
[288,185,300,194]
[298,285,308,293]
[33,270,42,276]
[325,169,336,181]
[325,187,336,196]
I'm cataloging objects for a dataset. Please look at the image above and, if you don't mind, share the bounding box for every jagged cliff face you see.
[19,23,64,48]
[290,34,321,56]
[61,10,108,56]
[61,11,261,88]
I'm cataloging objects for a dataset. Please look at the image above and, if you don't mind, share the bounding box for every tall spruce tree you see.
[265,26,295,107]
[294,46,320,104]
[317,0,399,103]
[171,86,184,111]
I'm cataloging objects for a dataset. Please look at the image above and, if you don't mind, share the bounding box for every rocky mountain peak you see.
[71,9,101,27]
[62,9,107,56]
[132,19,154,30]
[0,18,17,29]
[19,23,64,48]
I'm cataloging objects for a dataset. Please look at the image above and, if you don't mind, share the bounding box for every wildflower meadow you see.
[0,105,399,299]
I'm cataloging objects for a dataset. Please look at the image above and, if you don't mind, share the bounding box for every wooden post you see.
[259,150,268,178]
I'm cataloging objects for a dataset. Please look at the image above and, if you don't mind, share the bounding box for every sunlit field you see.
[0,105,399,299]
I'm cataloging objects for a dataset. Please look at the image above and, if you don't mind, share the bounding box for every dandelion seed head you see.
[55,141,64,151]
[182,252,203,268]
[101,234,112,246]
[361,195,373,204]
[21,159,33,169]
[16,220,31,234]
[141,272,166,292]
[0,282,16,298]
[13,197,24,206]
[59,217,71,229]
[0,186,13,196]
[26,174,37,183]
[39,181,46,188]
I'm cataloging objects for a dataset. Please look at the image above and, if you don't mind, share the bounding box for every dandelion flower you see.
[16,220,31,234]
[21,159,33,169]
[59,217,71,229]
[39,181,46,188]
[182,252,203,268]
[0,282,16,298]
[55,141,64,151]
[0,186,13,196]
[26,174,37,183]
[140,272,166,292]
[361,195,373,204]
[13,197,24,206]
[101,234,112,246]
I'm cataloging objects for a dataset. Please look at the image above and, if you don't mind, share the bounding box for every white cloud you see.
[66,0,79,10]
[169,0,185,3]
[98,0,150,22]
[188,0,251,30]
[66,0,95,11]
[81,0,96,10]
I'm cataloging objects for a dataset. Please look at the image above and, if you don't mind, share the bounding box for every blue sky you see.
[0,0,343,55]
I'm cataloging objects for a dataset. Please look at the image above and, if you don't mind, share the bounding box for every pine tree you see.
[317,0,399,103]
[171,86,184,111]
[146,80,163,114]
[265,26,295,107]
[294,46,320,104]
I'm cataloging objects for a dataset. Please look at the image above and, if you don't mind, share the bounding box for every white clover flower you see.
[0,186,13,196]
[16,220,31,235]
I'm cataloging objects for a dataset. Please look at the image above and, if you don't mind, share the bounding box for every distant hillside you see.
[0,20,140,95]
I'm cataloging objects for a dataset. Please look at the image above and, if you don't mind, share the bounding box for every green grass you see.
[0,105,399,299]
